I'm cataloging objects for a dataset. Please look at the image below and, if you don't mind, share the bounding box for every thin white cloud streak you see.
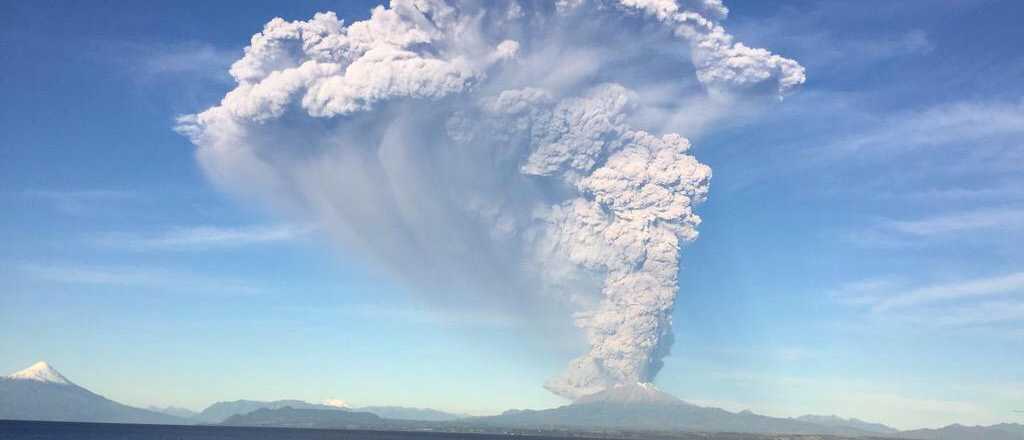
[834,272,1024,313]
[821,101,1024,159]
[17,263,261,295]
[828,277,907,306]
[706,344,822,364]
[96,224,312,251]
[19,264,159,286]
[873,272,1024,312]
[139,43,236,78]
[21,189,138,215]
[832,273,1024,326]
[844,207,1024,249]
[22,189,137,200]
[860,28,933,57]
[91,39,238,83]
[904,300,1024,327]
[730,1,935,75]
[871,184,1024,203]
[882,208,1024,237]
[717,95,1024,199]
[286,303,521,330]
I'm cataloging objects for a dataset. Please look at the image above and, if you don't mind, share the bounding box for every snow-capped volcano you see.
[6,361,73,386]
[1,361,181,424]
[573,382,684,405]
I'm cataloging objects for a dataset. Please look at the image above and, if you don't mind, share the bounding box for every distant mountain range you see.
[0,362,465,427]
[3,361,1022,440]
[193,399,465,423]
[794,414,898,434]
[468,383,877,437]
[217,404,1024,440]
[192,399,340,423]
[221,407,384,429]
[0,362,182,424]
[899,423,1024,440]
[146,405,198,419]
[357,406,468,422]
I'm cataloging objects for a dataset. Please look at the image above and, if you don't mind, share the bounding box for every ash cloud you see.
[177,0,803,400]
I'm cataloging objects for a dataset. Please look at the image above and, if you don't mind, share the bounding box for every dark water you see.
[0,421,558,440]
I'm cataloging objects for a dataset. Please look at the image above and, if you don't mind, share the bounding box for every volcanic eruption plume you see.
[177,0,803,400]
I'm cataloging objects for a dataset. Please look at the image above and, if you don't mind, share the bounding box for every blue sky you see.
[1,0,1022,429]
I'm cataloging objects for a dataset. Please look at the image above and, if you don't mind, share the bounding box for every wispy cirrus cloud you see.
[829,277,908,306]
[95,224,313,251]
[706,344,823,364]
[23,189,136,200]
[871,184,1024,203]
[16,263,261,295]
[21,189,138,216]
[832,272,1024,329]
[137,42,236,79]
[835,272,1024,312]
[872,272,1024,312]
[844,207,1024,249]
[90,39,237,83]
[821,101,1024,159]
[907,300,1024,327]
[881,208,1024,237]
[722,96,1024,199]
[731,1,937,76]
[280,303,521,330]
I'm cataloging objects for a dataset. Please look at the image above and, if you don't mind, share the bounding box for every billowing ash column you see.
[488,87,711,399]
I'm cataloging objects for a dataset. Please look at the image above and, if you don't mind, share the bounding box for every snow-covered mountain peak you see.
[573,382,685,405]
[6,361,74,385]
[322,399,350,409]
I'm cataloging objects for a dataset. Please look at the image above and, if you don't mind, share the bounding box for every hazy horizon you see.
[2,0,1022,431]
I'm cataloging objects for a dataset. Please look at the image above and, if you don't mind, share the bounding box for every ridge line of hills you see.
[2,361,1021,440]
